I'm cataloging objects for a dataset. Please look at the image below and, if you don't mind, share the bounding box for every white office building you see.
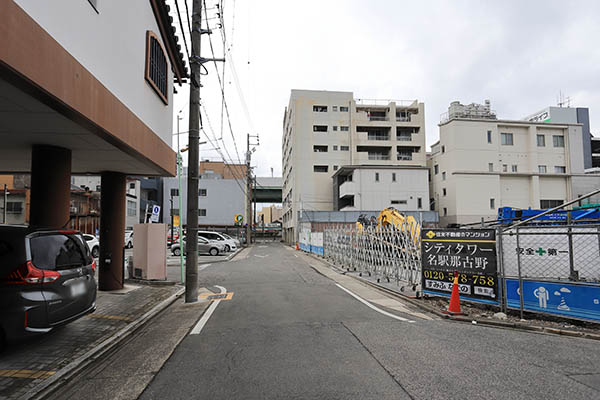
[429,100,600,226]
[282,89,427,244]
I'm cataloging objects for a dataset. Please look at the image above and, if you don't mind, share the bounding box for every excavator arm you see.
[376,207,421,246]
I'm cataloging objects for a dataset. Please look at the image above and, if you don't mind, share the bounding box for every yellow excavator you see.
[356,208,421,246]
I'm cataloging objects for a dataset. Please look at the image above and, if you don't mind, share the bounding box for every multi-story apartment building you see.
[282,90,427,244]
[429,100,600,226]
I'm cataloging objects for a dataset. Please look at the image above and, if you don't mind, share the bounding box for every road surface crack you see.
[341,322,416,400]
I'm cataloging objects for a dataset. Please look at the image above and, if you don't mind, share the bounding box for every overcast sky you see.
[168,0,600,178]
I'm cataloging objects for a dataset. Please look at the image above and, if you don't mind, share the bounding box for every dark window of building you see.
[490,198,495,209]
[198,209,207,216]
[313,125,328,132]
[340,146,349,151]
[199,189,207,196]
[443,207,447,216]
[340,106,349,112]
[540,199,563,208]
[129,182,136,189]
[501,132,513,145]
[145,31,168,104]
[417,198,422,209]
[392,173,396,182]
[441,145,445,153]
[170,188,179,196]
[554,166,566,173]
[333,126,338,131]
[375,172,379,182]
[313,145,328,152]
[333,145,338,151]
[333,165,338,171]
[553,135,565,147]
[443,188,447,196]
[487,130,492,143]
[313,105,328,112]
[313,165,328,173]
[340,126,349,131]
[391,200,407,205]
[6,202,23,213]
[434,165,439,175]
[537,134,545,147]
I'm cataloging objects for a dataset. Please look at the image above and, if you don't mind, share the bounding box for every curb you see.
[304,251,600,342]
[23,286,186,400]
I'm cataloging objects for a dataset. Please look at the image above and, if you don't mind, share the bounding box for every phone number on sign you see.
[423,270,495,287]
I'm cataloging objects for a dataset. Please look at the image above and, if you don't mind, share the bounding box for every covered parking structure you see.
[0,0,187,290]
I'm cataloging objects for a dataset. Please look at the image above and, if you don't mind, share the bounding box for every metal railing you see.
[397,154,413,161]
[368,154,391,160]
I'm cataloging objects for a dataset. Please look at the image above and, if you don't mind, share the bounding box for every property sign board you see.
[150,205,161,223]
[421,229,499,304]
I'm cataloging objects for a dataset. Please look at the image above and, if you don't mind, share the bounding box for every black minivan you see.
[0,226,97,349]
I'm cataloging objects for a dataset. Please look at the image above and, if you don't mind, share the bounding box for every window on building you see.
[553,135,565,147]
[554,166,566,173]
[340,126,349,132]
[375,172,380,182]
[443,188,447,196]
[441,145,445,153]
[199,189,207,196]
[145,31,168,104]
[340,106,349,112]
[127,200,137,217]
[333,126,338,131]
[313,165,328,173]
[313,105,327,112]
[511,165,518,172]
[391,200,407,205]
[198,209,207,216]
[487,130,492,143]
[313,145,328,152]
[434,165,439,175]
[313,125,328,132]
[442,171,446,180]
[6,201,23,213]
[333,145,338,151]
[332,106,338,112]
[170,188,179,196]
[347,174,353,182]
[501,132,513,145]
[540,199,563,208]
[538,165,547,173]
[443,207,447,216]
[340,146,349,151]
[392,173,396,182]
[129,182,136,189]
[333,165,338,171]
[537,134,545,147]
[488,163,494,172]
[502,164,508,172]
[490,198,495,209]
[417,197,422,209]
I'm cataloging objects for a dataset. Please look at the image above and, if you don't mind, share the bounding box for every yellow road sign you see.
[174,215,180,227]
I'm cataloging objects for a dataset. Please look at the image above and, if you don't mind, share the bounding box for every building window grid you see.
[553,135,565,148]
[501,132,513,146]
[537,134,545,147]
[487,130,492,144]
[538,165,547,173]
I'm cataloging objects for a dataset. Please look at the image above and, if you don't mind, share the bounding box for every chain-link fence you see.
[323,225,421,285]
[499,225,600,283]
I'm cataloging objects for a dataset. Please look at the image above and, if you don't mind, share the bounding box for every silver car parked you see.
[171,236,225,257]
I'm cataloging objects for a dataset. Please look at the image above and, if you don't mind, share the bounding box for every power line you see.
[202,0,242,164]
[173,0,191,63]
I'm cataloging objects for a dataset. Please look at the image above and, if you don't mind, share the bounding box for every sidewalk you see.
[0,283,182,400]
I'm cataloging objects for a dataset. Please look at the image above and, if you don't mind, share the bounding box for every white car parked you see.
[83,234,100,258]
[198,231,237,252]
[221,233,241,248]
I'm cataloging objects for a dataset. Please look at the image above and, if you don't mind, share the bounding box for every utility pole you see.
[185,0,202,303]
[245,133,259,245]
[185,0,224,303]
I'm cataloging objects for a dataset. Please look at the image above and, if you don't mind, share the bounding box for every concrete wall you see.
[14,0,174,144]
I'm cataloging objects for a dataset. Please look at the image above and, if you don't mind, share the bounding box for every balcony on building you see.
[356,126,391,144]
[356,146,391,164]
[355,101,390,123]
[396,127,419,141]
[339,180,356,198]
[396,145,421,161]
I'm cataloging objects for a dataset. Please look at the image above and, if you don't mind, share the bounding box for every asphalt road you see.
[140,243,600,400]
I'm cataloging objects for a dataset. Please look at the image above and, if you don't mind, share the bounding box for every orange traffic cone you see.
[444,271,465,316]
[296,242,299,250]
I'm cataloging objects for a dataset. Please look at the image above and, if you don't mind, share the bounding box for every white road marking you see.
[198,263,211,272]
[190,285,227,335]
[254,255,268,258]
[335,283,414,323]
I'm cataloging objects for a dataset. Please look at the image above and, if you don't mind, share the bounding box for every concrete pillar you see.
[30,145,72,228]
[99,171,126,291]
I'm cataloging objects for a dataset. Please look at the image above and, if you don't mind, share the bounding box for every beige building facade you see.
[282,90,426,244]
[429,101,600,226]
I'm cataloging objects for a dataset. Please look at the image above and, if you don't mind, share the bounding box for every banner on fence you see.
[310,232,324,256]
[506,279,600,322]
[421,228,499,304]
[299,229,311,252]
